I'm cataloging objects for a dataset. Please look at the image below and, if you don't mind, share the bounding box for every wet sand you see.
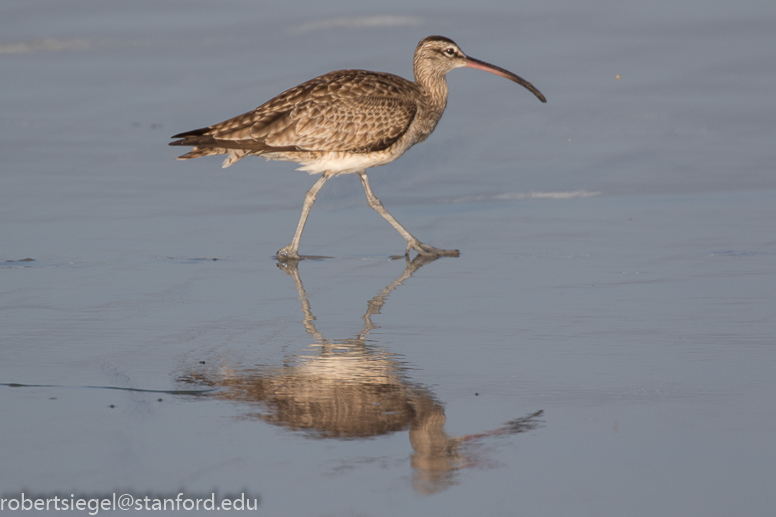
[2,1,775,515]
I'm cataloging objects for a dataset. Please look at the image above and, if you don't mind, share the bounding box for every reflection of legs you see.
[277,171,334,259]
[357,171,459,257]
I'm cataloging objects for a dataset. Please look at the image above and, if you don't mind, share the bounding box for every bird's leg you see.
[277,171,334,260]
[357,171,459,257]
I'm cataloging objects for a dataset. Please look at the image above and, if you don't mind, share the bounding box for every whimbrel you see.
[170,36,546,259]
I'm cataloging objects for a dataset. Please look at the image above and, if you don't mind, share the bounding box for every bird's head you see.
[414,35,546,103]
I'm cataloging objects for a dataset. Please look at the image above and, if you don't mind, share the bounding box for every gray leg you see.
[277,171,334,259]
[357,171,459,257]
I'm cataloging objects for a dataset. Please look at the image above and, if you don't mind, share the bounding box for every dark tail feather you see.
[169,126,214,146]
[171,126,210,139]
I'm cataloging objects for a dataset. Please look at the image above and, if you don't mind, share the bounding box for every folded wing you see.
[170,70,418,166]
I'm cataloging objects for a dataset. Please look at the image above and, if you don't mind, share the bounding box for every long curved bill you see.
[464,56,547,103]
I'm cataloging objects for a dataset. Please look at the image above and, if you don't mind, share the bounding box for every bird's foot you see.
[407,239,460,258]
[276,245,301,262]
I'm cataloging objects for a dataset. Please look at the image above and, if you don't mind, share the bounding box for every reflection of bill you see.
[178,256,543,494]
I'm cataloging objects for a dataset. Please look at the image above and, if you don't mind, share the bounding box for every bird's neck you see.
[413,67,449,110]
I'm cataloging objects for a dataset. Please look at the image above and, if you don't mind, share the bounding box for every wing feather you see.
[258,96,416,153]
[170,70,419,157]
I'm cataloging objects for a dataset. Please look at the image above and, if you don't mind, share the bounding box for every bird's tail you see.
[169,127,249,168]
[174,147,248,168]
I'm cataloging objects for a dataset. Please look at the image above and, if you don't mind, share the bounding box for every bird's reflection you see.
[178,256,542,494]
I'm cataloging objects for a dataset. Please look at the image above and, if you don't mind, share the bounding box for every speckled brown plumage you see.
[172,70,423,161]
[170,35,546,259]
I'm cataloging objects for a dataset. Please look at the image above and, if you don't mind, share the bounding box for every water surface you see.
[1,0,775,515]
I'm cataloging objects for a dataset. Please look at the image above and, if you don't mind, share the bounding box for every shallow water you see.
[2,0,775,515]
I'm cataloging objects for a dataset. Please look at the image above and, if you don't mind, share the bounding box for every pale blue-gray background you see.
[2,0,775,515]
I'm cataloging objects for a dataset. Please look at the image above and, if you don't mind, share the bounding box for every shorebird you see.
[170,35,546,259]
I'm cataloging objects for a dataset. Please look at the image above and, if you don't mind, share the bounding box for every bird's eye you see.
[443,47,456,57]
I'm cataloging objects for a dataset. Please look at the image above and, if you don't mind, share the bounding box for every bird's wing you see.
[253,95,417,153]
[171,70,419,154]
